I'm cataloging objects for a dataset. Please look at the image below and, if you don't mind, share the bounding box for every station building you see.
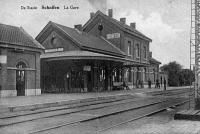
[36,21,130,93]
[0,9,166,97]
[36,10,164,93]
[82,9,162,88]
[0,23,44,97]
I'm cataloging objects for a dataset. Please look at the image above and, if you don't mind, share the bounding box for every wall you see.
[0,46,41,97]
[84,15,124,51]
[42,31,79,51]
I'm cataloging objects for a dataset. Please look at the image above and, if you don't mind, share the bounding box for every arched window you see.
[127,41,131,55]
[144,68,147,82]
[16,61,26,69]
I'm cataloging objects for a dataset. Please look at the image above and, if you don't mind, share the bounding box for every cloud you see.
[0,0,190,68]
[113,10,189,68]
[87,0,107,13]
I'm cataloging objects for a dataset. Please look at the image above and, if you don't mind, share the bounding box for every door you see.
[16,62,26,96]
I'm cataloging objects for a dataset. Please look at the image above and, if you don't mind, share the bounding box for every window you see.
[144,68,147,82]
[128,68,132,82]
[136,44,140,58]
[144,46,147,59]
[127,41,131,55]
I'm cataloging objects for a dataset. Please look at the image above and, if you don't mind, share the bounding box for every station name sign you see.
[45,48,64,53]
[106,33,120,39]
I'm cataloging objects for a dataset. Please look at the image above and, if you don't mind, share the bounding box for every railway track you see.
[0,88,191,134]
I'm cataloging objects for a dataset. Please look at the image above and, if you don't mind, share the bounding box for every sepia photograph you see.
[0,0,200,133]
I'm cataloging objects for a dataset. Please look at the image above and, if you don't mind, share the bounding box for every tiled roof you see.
[51,22,125,57]
[83,11,152,42]
[0,23,44,49]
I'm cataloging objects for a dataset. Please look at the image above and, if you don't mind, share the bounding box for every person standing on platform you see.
[155,79,159,88]
[160,77,163,87]
[164,78,167,90]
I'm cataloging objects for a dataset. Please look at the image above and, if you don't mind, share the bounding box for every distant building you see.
[0,23,44,97]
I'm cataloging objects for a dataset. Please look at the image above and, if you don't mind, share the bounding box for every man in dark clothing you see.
[164,78,167,90]
[160,77,163,87]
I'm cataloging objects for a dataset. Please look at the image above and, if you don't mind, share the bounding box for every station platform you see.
[0,86,190,114]
[174,110,200,121]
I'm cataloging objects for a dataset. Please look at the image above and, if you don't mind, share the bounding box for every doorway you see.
[16,61,26,96]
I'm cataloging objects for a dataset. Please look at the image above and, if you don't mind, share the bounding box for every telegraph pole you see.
[190,0,200,109]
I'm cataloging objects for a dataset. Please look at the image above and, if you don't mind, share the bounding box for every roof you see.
[41,50,149,67]
[0,23,44,50]
[41,50,126,62]
[150,57,161,65]
[83,10,152,42]
[37,21,125,57]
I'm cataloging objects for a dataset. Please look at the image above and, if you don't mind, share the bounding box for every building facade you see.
[36,21,129,93]
[0,23,44,97]
[83,9,161,88]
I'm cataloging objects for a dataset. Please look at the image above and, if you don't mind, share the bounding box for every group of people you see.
[148,78,167,90]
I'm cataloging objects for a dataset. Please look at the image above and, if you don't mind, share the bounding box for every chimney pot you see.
[90,12,95,19]
[74,24,82,31]
[108,9,113,17]
[120,18,126,24]
[130,23,136,29]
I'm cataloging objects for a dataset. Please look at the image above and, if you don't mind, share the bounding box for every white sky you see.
[0,0,191,68]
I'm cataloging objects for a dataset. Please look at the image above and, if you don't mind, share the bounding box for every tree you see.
[160,61,194,86]
[160,61,182,86]
[179,69,194,86]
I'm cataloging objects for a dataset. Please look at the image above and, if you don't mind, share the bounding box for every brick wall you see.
[0,47,42,97]
[42,31,79,51]
[84,16,124,51]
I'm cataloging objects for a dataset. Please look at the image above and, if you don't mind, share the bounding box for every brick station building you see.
[36,21,129,93]
[82,9,162,88]
[35,10,164,93]
[0,23,44,97]
[0,9,166,97]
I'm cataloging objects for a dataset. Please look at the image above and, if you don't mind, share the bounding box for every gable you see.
[42,31,79,51]
[83,14,124,51]
[36,24,80,52]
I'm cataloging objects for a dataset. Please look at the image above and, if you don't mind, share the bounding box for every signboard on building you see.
[0,55,7,64]
[106,33,120,39]
[83,66,91,71]
[45,48,64,53]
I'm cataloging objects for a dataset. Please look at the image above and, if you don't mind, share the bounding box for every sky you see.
[0,0,191,68]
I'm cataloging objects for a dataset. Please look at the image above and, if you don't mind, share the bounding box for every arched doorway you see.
[16,61,26,96]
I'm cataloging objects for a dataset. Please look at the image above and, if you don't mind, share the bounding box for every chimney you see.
[130,22,136,29]
[120,18,126,24]
[108,9,113,17]
[74,24,82,31]
[149,52,152,58]
[90,12,95,19]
